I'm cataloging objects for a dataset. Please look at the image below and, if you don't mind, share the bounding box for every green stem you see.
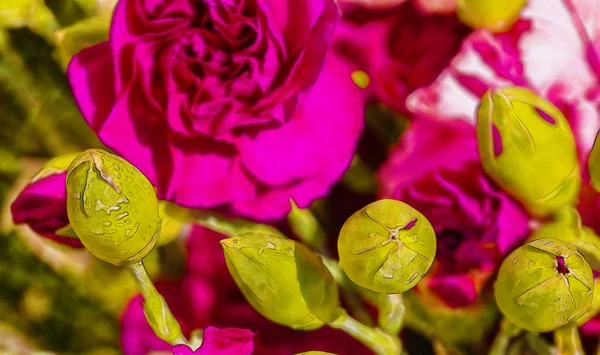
[128,261,187,346]
[378,293,405,336]
[554,324,584,355]
[329,310,402,355]
[489,318,522,355]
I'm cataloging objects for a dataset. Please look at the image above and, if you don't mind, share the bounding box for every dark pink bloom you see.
[333,1,469,113]
[172,327,254,355]
[378,119,529,308]
[10,173,82,248]
[120,226,371,355]
[67,0,365,221]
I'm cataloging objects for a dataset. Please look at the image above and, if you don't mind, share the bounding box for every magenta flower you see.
[333,0,469,113]
[378,118,529,307]
[67,0,365,221]
[120,225,371,355]
[11,173,82,248]
[172,327,254,355]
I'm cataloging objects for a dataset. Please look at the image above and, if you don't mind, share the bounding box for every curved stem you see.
[489,318,522,355]
[554,324,584,355]
[129,261,187,346]
[329,310,402,355]
[378,293,405,336]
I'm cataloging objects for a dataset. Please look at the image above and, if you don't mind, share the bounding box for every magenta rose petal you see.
[11,173,82,248]
[237,54,365,187]
[67,42,116,131]
[192,327,254,355]
[427,274,478,308]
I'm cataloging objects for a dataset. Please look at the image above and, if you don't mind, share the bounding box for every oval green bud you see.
[221,233,340,330]
[338,199,436,294]
[589,131,600,192]
[477,87,580,217]
[457,0,526,32]
[494,239,593,332]
[66,149,161,265]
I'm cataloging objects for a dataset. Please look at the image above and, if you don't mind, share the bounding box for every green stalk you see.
[329,310,402,355]
[554,324,584,355]
[128,261,187,346]
[489,318,522,355]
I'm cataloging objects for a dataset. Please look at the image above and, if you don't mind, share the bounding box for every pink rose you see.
[67,0,365,221]
[172,327,254,355]
[10,173,82,248]
[378,118,529,307]
[333,0,469,113]
[120,226,371,355]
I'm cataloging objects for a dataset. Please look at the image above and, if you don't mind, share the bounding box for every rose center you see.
[556,256,569,275]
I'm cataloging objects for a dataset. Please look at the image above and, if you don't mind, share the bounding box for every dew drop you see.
[124,219,131,225]
[90,228,104,235]
[116,212,129,220]
[408,253,415,261]
[266,241,276,250]
[528,260,534,267]
[512,257,518,266]
[103,221,111,227]
[258,249,264,255]
[233,239,238,243]
[380,271,394,279]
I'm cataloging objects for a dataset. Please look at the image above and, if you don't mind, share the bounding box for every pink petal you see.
[10,173,82,247]
[427,274,478,308]
[193,327,254,355]
[236,53,364,186]
[67,42,116,131]
[377,118,479,197]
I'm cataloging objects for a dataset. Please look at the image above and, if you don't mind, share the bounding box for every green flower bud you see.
[338,199,436,294]
[477,87,580,217]
[221,233,340,330]
[66,149,161,265]
[494,239,593,332]
[457,0,526,32]
[529,210,600,271]
[589,131,600,192]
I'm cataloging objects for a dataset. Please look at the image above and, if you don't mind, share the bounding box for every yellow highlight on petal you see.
[351,70,370,89]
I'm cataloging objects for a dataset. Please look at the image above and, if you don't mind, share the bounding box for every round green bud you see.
[494,239,593,332]
[457,0,526,32]
[221,233,340,330]
[66,149,161,265]
[477,87,580,217]
[338,199,436,294]
[589,131,600,192]
[529,210,600,271]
